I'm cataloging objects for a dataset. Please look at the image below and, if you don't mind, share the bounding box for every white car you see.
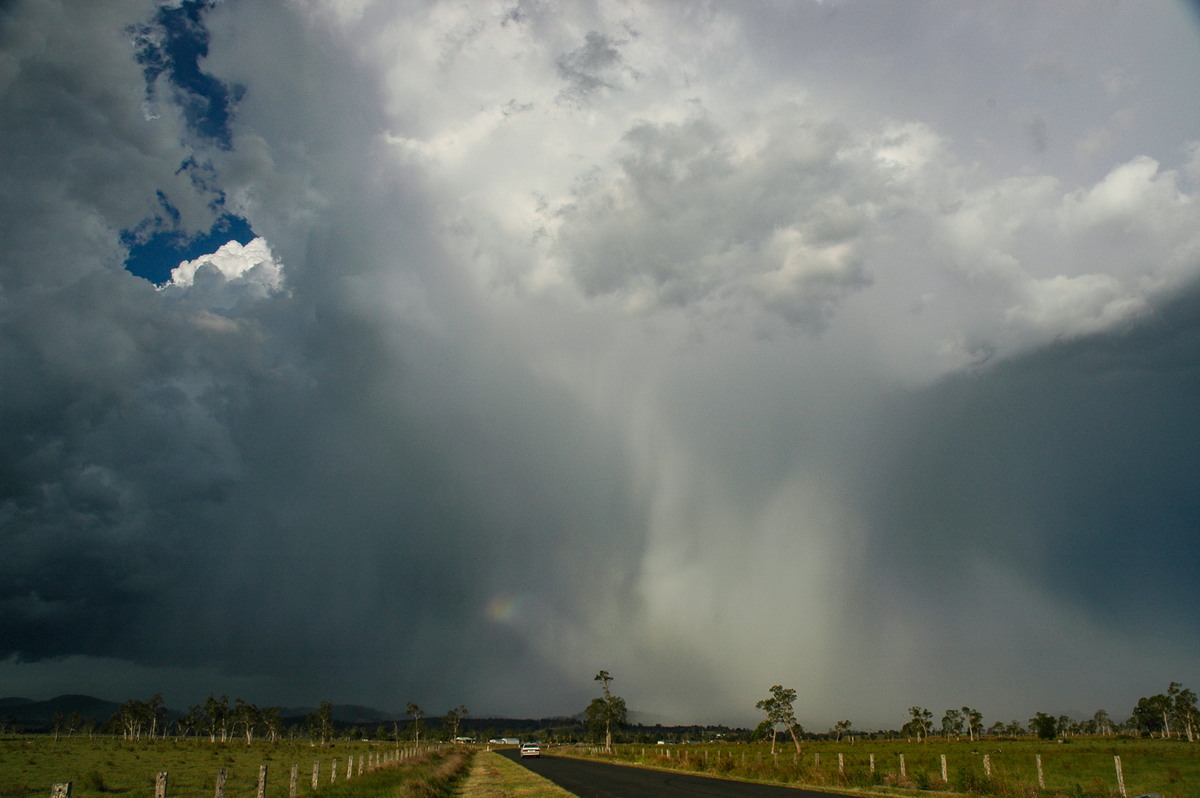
[519,742,541,758]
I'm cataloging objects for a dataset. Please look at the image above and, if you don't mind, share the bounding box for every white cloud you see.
[163,237,286,307]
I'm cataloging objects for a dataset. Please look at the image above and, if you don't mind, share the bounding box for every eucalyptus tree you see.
[903,707,933,742]
[941,708,963,738]
[588,670,627,753]
[306,700,334,744]
[261,706,282,742]
[443,705,469,741]
[1170,683,1197,742]
[205,695,230,742]
[232,699,262,744]
[406,702,424,744]
[962,707,983,741]
[755,685,803,755]
[1132,694,1169,737]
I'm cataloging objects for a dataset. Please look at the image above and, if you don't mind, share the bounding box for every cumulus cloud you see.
[161,237,285,308]
[3,0,1200,729]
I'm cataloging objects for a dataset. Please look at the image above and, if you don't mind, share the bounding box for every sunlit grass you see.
[564,737,1200,798]
[0,737,467,798]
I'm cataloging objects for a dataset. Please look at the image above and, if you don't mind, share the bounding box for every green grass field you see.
[4,736,1199,798]
[0,737,468,798]
[565,737,1200,797]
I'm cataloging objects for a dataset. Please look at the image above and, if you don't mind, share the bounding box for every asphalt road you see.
[496,750,848,798]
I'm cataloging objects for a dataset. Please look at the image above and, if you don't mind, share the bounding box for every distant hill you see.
[0,695,122,730]
[277,703,399,725]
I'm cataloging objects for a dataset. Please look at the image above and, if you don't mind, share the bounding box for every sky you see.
[1,0,1199,732]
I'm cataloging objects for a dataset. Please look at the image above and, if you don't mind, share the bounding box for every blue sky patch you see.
[123,212,255,286]
[128,0,243,149]
[123,1,255,284]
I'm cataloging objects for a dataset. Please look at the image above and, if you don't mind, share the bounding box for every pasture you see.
[0,737,463,798]
[567,737,1200,797]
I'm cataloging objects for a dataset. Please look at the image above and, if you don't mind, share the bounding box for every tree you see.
[589,670,627,753]
[903,707,933,743]
[261,707,282,742]
[443,705,468,741]
[146,694,166,739]
[115,698,152,740]
[1092,709,1113,736]
[1132,694,1169,738]
[962,707,983,741]
[755,685,803,755]
[306,700,334,745]
[941,708,964,739]
[204,695,230,742]
[832,720,852,742]
[232,699,261,744]
[406,702,424,744]
[1031,712,1057,740]
[1057,714,1074,738]
[65,711,84,738]
[1170,683,1197,742]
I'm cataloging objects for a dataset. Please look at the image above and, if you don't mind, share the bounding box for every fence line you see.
[45,744,444,798]
[584,744,1148,796]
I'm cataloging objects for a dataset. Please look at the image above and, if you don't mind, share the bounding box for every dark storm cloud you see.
[859,280,1200,629]
[3,0,1200,728]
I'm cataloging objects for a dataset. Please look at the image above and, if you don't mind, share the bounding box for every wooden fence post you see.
[1114,755,1127,798]
[1036,754,1045,790]
[51,784,71,798]
[899,753,906,778]
[311,761,319,790]
[838,753,845,776]
[941,753,948,782]
[331,760,337,784]
[357,756,363,777]
[256,765,267,798]
[214,769,227,798]
[289,764,298,798]
[155,772,168,798]
[345,756,353,780]
[869,753,875,774]
[984,754,991,777]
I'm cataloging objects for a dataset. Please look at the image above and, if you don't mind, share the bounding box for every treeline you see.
[11,696,460,744]
[874,682,1198,743]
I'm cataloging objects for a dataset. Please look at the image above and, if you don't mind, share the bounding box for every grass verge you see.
[455,752,576,798]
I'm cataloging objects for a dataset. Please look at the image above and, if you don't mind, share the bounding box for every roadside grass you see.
[315,748,470,798]
[562,737,1200,798]
[454,752,575,798]
[0,737,467,798]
